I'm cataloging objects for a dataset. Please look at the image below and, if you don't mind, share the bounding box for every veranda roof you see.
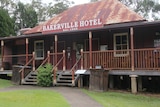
[24,0,144,35]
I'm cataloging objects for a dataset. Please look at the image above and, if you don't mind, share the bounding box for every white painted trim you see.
[113,33,129,57]
[34,40,44,60]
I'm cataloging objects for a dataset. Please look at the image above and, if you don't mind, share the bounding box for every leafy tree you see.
[0,0,15,10]
[0,8,14,37]
[13,2,38,33]
[119,0,160,20]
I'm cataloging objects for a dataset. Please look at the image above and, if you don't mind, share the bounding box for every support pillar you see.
[63,50,66,71]
[130,27,135,71]
[26,38,29,64]
[55,35,58,64]
[81,49,83,70]
[32,52,35,71]
[138,76,143,92]
[53,67,57,85]
[89,31,92,68]
[130,75,138,94]
[47,51,50,63]
[109,75,114,89]
[1,40,4,71]
[78,75,83,88]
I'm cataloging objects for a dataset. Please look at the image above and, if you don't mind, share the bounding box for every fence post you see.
[63,50,66,71]
[21,69,25,84]
[53,67,57,85]
[32,52,35,71]
[26,38,29,64]
[81,49,83,70]
[72,68,75,86]
[47,51,50,63]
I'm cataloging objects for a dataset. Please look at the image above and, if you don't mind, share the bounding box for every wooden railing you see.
[2,53,33,70]
[70,55,82,86]
[134,48,160,70]
[82,48,160,70]
[51,50,65,85]
[83,50,131,70]
[18,52,35,83]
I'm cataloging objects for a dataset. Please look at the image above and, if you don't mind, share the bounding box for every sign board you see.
[42,18,103,34]
[75,70,86,74]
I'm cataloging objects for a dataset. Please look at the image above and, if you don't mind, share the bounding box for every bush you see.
[37,63,53,87]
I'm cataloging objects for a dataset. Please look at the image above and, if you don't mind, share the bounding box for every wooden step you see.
[22,81,37,85]
[57,80,72,83]
[56,83,73,86]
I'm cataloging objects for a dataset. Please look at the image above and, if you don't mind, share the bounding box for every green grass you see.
[84,90,160,107]
[0,79,13,88]
[0,89,70,107]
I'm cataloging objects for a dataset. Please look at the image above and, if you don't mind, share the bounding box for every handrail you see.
[35,57,49,72]
[70,55,82,72]
[51,56,64,72]
[4,54,32,58]
[70,55,82,86]
[19,57,34,73]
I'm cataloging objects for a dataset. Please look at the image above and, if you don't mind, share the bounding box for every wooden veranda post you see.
[130,27,135,71]
[1,40,4,71]
[32,52,35,71]
[21,69,24,83]
[53,67,57,85]
[89,31,92,68]
[47,51,50,63]
[26,38,29,64]
[63,50,66,71]
[55,35,58,64]
[81,49,83,69]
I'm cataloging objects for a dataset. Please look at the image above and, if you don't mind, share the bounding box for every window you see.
[154,32,160,48]
[114,33,129,56]
[34,40,44,60]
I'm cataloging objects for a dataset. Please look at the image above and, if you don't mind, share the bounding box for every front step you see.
[56,71,79,86]
[22,71,38,85]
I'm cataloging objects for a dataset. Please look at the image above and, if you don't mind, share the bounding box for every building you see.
[1,0,160,93]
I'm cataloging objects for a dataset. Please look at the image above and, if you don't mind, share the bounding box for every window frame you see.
[113,33,129,57]
[34,40,44,60]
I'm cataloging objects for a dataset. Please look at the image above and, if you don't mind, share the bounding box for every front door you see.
[66,43,83,70]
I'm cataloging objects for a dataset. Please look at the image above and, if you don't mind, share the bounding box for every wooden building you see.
[1,0,160,93]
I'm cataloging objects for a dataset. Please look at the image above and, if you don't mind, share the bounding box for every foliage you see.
[12,2,38,33]
[84,90,160,107]
[37,63,53,87]
[0,8,15,37]
[0,90,70,107]
[119,0,160,20]
[0,79,12,88]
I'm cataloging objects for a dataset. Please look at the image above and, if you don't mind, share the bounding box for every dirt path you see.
[53,87,103,107]
[0,86,103,107]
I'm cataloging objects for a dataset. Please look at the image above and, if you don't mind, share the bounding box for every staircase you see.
[22,71,37,85]
[21,70,80,86]
[56,71,80,86]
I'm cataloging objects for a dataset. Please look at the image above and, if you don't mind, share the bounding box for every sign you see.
[75,70,86,74]
[42,18,103,34]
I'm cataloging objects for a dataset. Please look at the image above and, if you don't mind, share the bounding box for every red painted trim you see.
[89,32,92,68]
[130,27,135,71]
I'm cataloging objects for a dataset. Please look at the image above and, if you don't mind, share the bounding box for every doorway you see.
[66,42,83,70]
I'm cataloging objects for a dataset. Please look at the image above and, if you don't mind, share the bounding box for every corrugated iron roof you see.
[24,0,144,35]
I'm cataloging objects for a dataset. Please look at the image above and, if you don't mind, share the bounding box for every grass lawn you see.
[0,79,13,88]
[0,89,70,107]
[84,90,160,107]
[0,79,70,107]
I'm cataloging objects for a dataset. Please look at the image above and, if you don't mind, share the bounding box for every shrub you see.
[37,63,53,87]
